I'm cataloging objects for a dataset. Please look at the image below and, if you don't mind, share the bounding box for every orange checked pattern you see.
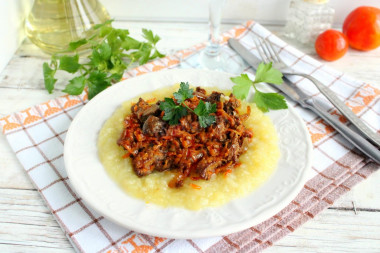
[20,107,41,125]
[106,235,167,253]
[0,20,379,253]
[39,101,62,117]
[0,115,20,132]
[348,84,380,114]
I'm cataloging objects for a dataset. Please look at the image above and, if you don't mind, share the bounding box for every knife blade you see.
[228,38,380,164]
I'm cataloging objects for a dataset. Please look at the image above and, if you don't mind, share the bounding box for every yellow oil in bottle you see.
[25,0,110,54]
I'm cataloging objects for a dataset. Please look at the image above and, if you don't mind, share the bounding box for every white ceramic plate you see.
[64,69,312,239]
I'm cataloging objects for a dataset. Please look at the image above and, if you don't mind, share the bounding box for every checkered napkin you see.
[1,20,379,253]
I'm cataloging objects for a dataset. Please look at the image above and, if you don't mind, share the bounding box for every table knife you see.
[228,38,380,164]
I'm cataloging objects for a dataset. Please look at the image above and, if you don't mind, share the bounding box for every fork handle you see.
[303,99,380,164]
[285,72,380,148]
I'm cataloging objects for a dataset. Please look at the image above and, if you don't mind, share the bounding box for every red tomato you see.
[315,30,348,61]
[343,6,380,51]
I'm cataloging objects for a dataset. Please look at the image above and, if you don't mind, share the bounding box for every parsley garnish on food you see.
[194,100,217,128]
[160,97,188,125]
[160,82,216,127]
[231,62,288,112]
[173,81,194,103]
[43,20,164,99]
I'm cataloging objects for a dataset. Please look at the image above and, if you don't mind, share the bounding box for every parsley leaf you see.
[254,62,283,85]
[62,76,86,95]
[122,36,141,50]
[68,39,87,51]
[173,82,194,103]
[231,62,287,112]
[160,98,188,125]
[194,100,216,116]
[231,74,252,100]
[138,43,152,65]
[98,42,112,60]
[87,71,111,99]
[253,90,287,112]
[58,55,81,73]
[150,49,165,59]
[42,62,57,93]
[93,19,113,30]
[42,20,164,99]
[99,26,113,37]
[194,100,217,128]
[198,115,216,128]
[142,28,161,45]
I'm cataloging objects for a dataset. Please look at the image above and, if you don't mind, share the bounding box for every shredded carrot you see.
[224,169,233,178]
[226,128,241,136]
[146,98,157,103]
[122,152,130,159]
[190,183,202,190]
[240,106,251,121]
[217,109,235,125]
[234,162,242,168]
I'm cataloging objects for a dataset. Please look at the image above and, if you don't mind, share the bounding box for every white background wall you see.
[0,0,32,72]
[101,0,380,25]
[1,0,380,73]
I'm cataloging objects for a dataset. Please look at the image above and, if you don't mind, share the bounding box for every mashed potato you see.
[98,85,280,210]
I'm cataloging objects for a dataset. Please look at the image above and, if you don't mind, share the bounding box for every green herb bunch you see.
[160,82,217,128]
[43,20,164,99]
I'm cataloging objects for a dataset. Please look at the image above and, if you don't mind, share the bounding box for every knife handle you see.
[305,100,380,164]
[286,72,380,148]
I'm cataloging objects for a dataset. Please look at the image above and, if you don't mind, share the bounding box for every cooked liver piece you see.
[142,115,166,136]
[131,98,160,122]
[206,91,222,103]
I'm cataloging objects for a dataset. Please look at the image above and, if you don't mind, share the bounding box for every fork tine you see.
[264,39,282,63]
[258,37,273,62]
[261,39,278,63]
[260,38,273,62]
[253,38,269,64]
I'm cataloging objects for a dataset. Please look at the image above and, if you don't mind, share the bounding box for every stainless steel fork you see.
[253,37,380,148]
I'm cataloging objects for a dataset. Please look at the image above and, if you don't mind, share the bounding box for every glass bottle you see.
[284,0,335,44]
[25,0,110,54]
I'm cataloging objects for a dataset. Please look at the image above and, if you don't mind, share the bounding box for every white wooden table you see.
[0,21,379,252]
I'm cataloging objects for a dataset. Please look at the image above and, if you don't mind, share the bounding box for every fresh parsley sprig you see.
[43,20,164,99]
[160,98,188,125]
[231,62,287,112]
[159,82,217,128]
[173,81,194,103]
[194,100,217,128]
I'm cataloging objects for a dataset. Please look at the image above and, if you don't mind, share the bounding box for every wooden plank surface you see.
[0,21,379,252]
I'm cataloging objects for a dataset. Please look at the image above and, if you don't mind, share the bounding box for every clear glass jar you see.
[25,0,110,54]
[284,0,335,44]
